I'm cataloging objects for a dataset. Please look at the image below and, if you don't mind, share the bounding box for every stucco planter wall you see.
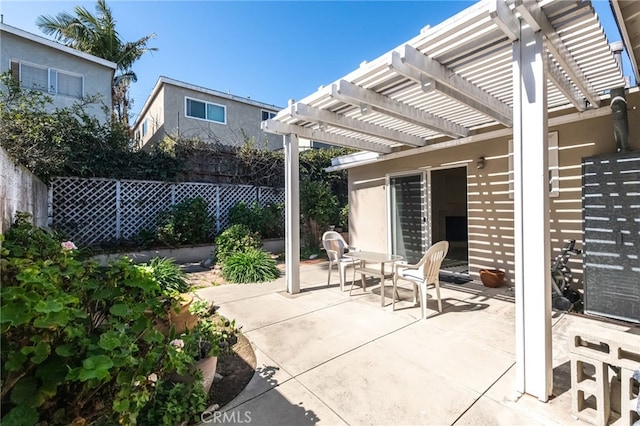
[261,238,285,253]
[91,239,285,266]
[92,244,215,266]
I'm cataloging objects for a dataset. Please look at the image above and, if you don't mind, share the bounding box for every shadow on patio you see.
[194,262,638,426]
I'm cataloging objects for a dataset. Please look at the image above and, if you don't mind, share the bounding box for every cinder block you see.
[570,354,610,425]
[620,367,640,426]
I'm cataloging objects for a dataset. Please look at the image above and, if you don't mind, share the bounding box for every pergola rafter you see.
[399,44,514,126]
[263,0,628,403]
[545,53,587,111]
[329,79,469,139]
[261,118,393,154]
[290,102,426,147]
[513,0,601,107]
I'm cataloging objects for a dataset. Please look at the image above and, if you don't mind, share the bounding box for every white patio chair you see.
[322,231,360,292]
[392,240,449,319]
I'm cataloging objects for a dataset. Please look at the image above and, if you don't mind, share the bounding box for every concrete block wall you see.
[0,146,48,233]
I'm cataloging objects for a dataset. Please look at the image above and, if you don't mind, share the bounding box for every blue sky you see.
[1,1,632,123]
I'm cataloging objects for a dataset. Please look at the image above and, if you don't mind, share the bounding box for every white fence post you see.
[47,181,54,227]
[215,185,221,234]
[115,180,121,239]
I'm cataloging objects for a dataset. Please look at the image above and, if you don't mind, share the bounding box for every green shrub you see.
[214,224,261,263]
[139,378,207,425]
[339,204,349,229]
[0,213,226,424]
[228,201,284,239]
[139,257,189,295]
[300,180,339,231]
[0,73,182,184]
[156,196,215,247]
[222,248,280,283]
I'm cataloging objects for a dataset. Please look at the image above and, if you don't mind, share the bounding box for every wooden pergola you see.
[263,0,626,401]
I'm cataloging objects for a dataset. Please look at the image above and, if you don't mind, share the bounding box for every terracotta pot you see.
[479,269,505,288]
[168,293,199,334]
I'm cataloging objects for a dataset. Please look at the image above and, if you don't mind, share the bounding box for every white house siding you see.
[0,147,48,234]
[0,29,114,123]
[348,92,640,285]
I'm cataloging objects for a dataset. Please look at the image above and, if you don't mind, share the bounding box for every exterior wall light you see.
[476,156,486,169]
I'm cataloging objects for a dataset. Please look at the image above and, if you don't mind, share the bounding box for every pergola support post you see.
[513,25,553,401]
[284,133,300,294]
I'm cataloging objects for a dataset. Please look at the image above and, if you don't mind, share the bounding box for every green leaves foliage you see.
[1,213,229,424]
[228,201,284,239]
[300,180,339,232]
[222,248,280,284]
[139,256,190,295]
[155,197,215,247]
[214,224,262,264]
[0,73,182,183]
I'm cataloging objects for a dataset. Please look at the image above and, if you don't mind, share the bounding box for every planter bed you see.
[91,239,285,266]
[92,244,216,266]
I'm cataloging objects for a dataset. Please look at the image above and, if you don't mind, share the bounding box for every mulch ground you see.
[207,333,257,409]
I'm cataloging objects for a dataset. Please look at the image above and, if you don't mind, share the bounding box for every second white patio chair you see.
[322,231,360,292]
[392,240,449,319]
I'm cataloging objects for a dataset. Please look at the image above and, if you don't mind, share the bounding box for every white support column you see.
[513,25,552,401]
[284,133,300,294]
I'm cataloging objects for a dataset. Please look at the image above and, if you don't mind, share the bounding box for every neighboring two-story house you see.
[133,76,283,151]
[0,22,116,123]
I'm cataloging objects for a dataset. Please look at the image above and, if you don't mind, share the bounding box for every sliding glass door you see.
[388,173,426,264]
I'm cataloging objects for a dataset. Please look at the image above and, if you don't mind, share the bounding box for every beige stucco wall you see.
[136,82,281,151]
[348,91,640,285]
[0,30,113,123]
[136,85,166,148]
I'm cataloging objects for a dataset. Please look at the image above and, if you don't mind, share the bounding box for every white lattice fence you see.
[258,187,286,205]
[217,185,258,230]
[119,180,173,240]
[50,177,284,246]
[50,178,118,245]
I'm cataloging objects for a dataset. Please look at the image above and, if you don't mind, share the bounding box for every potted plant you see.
[479,268,506,288]
[139,257,198,334]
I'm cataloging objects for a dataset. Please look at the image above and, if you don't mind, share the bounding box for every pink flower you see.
[61,241,77,251]
[170,339,185,352]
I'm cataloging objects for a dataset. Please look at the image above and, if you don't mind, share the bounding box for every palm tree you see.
[36,0,157,127]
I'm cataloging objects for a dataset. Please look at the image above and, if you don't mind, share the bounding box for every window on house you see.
[16,62,48,91]
[56,71,83,98]
[10,60,83,98]
[185,97,226,123]
[142,119,148,137]
[262,110,276,121]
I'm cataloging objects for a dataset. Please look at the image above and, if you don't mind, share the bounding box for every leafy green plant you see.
[222,248,280,283]
[339,204,349,229]
[138,257,189,296]
[189,299,214,318]
[138,378,207,425]
[228,201,284,239]
[0,213,232,424]
[0,72,182,183]
[156,196,215,247]
[214,224,261,263]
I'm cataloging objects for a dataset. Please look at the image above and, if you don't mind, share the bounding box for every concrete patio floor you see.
[194,262,638,426]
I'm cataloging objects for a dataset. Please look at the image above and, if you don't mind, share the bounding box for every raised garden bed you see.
[91,239,285,266]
